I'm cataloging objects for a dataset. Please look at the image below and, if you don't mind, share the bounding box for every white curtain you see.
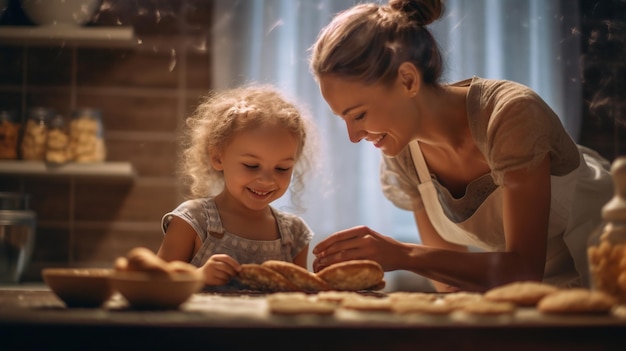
[432,0,582,139]
[211,0,582,254]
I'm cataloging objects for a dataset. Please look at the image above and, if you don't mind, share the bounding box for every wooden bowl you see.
[42,268,114,308]
[111,271,204,310]
[20,0,102,26]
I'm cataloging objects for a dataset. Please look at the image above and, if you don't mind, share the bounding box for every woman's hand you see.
[312,225,406,272]
[200,254,240,286]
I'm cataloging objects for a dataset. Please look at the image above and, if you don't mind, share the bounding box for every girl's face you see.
[319,74,417,157]
[212,125,299,211]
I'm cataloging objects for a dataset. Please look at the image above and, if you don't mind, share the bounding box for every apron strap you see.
[409,141,431,184]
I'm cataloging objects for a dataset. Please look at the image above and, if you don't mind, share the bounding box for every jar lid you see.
[72,108,102,119]
[28,107,55,121]
[0,210,37,225]
[48,114,67,129]
[602,157,626,221]
[0,110,18,123]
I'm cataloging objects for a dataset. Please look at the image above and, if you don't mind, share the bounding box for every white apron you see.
[409,141,612,287]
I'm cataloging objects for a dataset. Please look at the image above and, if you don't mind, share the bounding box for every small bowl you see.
[42,268,114,308]
[20,0,102,26]
[111,271,204,310]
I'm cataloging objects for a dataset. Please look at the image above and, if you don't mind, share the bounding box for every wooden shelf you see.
[0,160,136,179]
[0,25,137,48]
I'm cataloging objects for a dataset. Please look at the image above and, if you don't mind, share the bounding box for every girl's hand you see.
[200,254,241,286]
[312,225,405,272]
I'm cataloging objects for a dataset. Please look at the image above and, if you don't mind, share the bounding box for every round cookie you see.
[391,299,455,315]
[316,290,361,304]
[440,291,486,309]
[267,294,336,315]
[340,296,393,311]
[316,260,384,291]
[367,279,387,291]
[262,260,331,292]
[237,264,300,292]
[123,247,171,274]
[484,281,560,306]
[388,291,438,303]
[537,288,617,314]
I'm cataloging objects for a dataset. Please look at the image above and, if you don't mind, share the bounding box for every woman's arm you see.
[412,200,467,292]
[401,154,551,291]
[314,155,552,292]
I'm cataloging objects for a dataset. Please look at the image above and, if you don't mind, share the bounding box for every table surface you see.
[1,286,626,351]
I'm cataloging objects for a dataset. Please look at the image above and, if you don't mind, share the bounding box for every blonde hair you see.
[180,84,317,210]
[310,0,444,86]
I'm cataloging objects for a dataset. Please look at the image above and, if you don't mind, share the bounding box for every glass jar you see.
[0,110,20,160]
[21,107,53,161]
[68,108,106,163]
[0,192,36,284]
[45,114,71,164]
[588,156,626,303]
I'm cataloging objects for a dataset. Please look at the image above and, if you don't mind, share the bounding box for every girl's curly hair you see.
[178,84,318,211]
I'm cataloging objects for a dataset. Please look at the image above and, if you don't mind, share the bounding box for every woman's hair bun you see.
[388,0,444,26]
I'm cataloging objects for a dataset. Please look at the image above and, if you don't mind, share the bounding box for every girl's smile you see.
[212,125,299,212]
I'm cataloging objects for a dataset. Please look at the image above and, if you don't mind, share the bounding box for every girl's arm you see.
[293,244,310,269]
[158,216,240,285]
[157,216,199,262]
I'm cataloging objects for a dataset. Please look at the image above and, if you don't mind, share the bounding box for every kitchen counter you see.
[1,286,626,351]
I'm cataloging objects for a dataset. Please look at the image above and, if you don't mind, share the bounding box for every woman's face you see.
[319,74,417,157]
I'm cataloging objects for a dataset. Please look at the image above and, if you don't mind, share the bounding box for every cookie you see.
[122,247,171,275]
[316,260,384,291]
[440,291,486,309]
[266,292,309,302]
[316,290,362,304]
[340,296,393,311]
[262,260,331,292]
[391,299,455,315]
[537,288,617,314]
[237,264,300,292]
[387,291,438,303]
[484,281,560,306]
[267,293,336,315]
[367,279,387,291]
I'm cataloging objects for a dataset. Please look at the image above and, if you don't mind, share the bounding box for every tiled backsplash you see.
[0,0,212,281]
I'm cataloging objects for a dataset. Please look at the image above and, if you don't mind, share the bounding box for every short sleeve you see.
[380,147,422,211]
[487,98,551,184]
[274,209,314,258]
[161,198,208,239]
[468,78,580,185]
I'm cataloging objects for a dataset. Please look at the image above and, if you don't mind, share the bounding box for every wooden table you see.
[1,286,625,351]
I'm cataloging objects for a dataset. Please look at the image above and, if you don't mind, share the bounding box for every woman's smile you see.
[367,133,387,148]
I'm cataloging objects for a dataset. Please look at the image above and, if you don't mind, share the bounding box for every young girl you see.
[157,84,318,287]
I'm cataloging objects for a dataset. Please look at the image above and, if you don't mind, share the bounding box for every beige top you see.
[161,197,313,266]
[381,77,614,287]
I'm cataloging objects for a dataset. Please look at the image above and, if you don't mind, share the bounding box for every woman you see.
[309,0,613,292]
